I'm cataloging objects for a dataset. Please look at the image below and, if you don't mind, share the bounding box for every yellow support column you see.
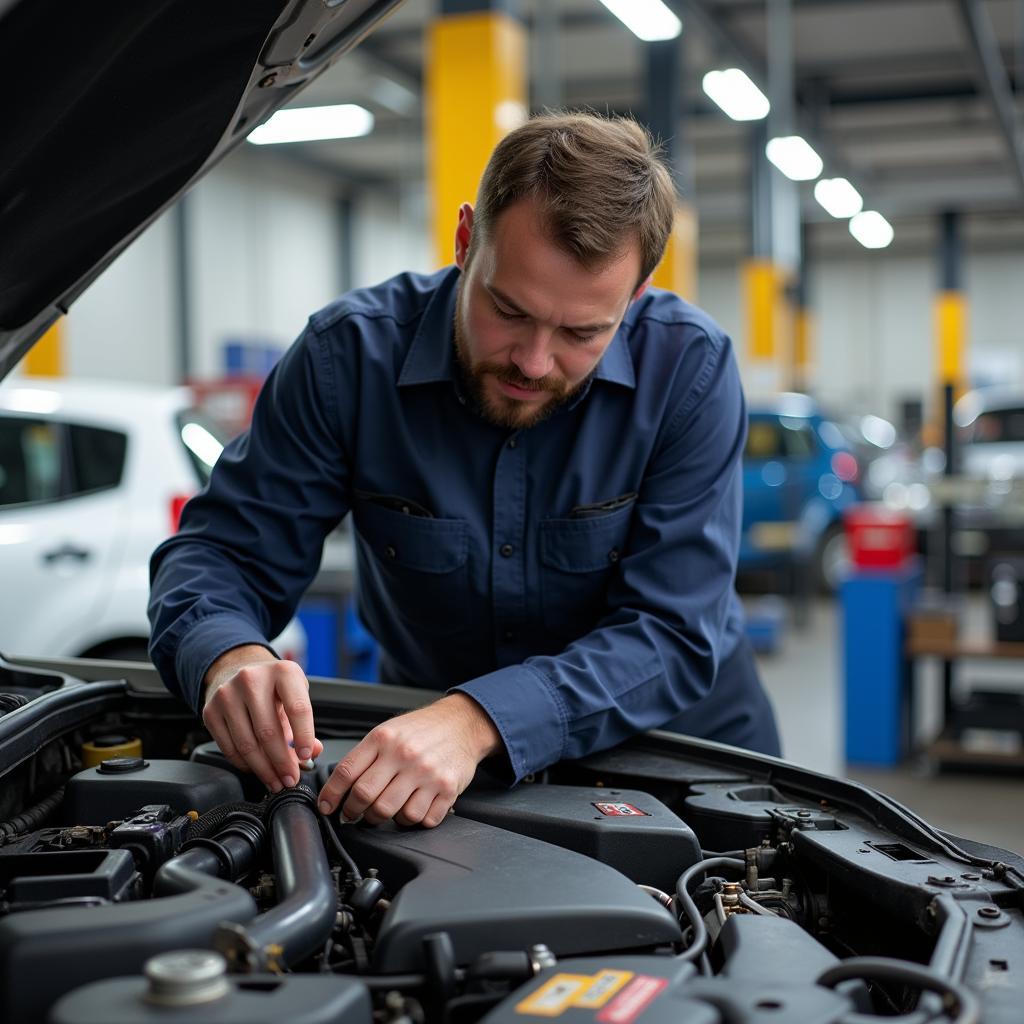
[652,202,698,301]
[426,4,527,268]
[793,306,814,392]
[743,259,792,393]
[935,290,967,398]
[22,318,65,377]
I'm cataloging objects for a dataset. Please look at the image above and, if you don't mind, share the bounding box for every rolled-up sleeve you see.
[148,321,351,711]
[454,328,746,780]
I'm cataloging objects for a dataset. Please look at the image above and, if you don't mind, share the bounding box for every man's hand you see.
[317,693,501,828]
[202,645,324,793]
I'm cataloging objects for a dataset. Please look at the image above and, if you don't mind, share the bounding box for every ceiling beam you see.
[954,0,1024,200]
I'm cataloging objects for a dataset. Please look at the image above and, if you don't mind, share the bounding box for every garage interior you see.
[5,0,1024,851]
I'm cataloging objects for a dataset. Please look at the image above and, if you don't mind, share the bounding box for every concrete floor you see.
[753,596,1024,856]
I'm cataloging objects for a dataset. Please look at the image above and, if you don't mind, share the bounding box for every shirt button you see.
[504,630,514,641]
[385,545,397,559]
[508,438,517,449]
[608,548,620,563]
[499,543,514,558]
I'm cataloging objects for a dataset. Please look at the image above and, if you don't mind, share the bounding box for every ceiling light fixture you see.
[765,135,823,181]
[597,0,682,42]
[849,210,895,249]
[247,104,374,145]
[813,177,864,219]
[702,68,770,121]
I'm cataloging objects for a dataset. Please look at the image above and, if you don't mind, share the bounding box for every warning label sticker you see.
[596,977,668,1024]
[592,802,649,817]
[516,975,593,1016]
[515,970,635,1016]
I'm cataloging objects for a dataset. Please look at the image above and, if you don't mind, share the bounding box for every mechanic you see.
[148,112,781,830]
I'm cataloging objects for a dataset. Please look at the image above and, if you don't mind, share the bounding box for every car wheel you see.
[814,523,848,594]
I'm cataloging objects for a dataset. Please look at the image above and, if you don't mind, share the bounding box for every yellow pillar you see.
[935,290,968,398]
[22,318,65,377]
[652,202,698,301]
[426,7,527,268]
[742,260,793,392]
[792,307,813,392]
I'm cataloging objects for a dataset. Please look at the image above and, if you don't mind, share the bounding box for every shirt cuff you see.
[174,612,278,713]
[452,664,567,783]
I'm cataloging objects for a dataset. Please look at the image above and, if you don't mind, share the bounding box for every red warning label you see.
[592,801,649,817]
[596,976,668,1024]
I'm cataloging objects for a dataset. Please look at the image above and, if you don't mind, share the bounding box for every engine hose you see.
[214,783,337,973]
[674,856,745,966]
[819,957,980,1024]
[0,692,30,715]
[187,799,268,840]
[0,785,66,844]
[154,811,267,896]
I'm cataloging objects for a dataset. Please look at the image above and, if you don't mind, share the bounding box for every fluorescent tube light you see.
[702,69,770,121]
[849,210,894,249]
[597,0,682,42]
[765,135,823,181]
[247,104,374,145]
[813,177,864,218]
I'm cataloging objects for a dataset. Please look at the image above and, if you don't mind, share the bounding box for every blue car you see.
[741,395,862,591]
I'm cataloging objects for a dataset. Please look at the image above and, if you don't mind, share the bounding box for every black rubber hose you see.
[674,856,745,965]
[819,957,980,1024]
[0,785,65,843]
[215,784,337,972]
[153,811,266,896]
[187,799,268,840]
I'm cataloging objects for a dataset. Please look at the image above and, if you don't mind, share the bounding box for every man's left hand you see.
[316,693,502,828]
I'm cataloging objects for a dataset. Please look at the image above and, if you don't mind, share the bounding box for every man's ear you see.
[631,275,653,303]
[454,203,475,270]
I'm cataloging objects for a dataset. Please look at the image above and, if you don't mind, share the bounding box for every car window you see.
[780,419,817,459]
[67,424,128,496]
[0,416,63,507]
[176,409,228,485]
[969,407,1024,444]
[746,419,784,459]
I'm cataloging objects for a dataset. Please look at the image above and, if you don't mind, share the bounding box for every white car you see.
[0,377,306,663]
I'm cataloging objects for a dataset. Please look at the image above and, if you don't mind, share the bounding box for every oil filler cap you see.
[97,756,148,774]
[144,950,230,1006]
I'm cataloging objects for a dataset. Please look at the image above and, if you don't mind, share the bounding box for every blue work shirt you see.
[149,266,750,782]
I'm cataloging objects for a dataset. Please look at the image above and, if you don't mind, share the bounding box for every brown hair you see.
[473,112,677,283]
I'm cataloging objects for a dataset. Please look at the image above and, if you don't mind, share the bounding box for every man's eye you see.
[567,330,597,344]
[491,301,523,321]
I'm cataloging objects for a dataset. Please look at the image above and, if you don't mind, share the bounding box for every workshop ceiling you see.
[252,0,1024,259]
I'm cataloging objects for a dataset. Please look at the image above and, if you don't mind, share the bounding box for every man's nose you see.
[511,329,554,380]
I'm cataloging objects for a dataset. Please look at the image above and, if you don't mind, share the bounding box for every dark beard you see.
[452,288,591,431]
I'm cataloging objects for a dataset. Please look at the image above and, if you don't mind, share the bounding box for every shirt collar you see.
[397,265,636,392]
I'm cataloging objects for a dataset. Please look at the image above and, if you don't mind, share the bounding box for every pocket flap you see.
[353,500,468,574]
[540,503,633,573]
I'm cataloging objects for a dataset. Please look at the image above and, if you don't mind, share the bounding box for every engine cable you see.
[818,957,979,1024]
[674,856,744,966]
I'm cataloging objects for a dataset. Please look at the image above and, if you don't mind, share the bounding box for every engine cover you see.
[342,815,682,972]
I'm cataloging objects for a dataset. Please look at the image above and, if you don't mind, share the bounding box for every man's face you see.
[453,198,647,430]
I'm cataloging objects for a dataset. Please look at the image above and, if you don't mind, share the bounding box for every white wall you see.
[187,151,345,379]
[64,212,177,385]
[350,183,434,289]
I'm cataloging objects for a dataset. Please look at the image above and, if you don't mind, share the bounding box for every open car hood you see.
[0,0,404,380]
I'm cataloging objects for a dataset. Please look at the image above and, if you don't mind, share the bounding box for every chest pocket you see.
[352,499,470,637]
[539,500,635,640]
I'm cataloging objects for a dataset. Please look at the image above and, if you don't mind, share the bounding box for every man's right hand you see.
[202,645,324,793]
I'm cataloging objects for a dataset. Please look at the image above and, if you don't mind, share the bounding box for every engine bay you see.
[0,657,1021,1023]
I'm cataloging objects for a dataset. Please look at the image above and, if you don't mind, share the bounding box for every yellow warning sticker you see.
[571,970,634,1009]
[516,975,594,1017]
